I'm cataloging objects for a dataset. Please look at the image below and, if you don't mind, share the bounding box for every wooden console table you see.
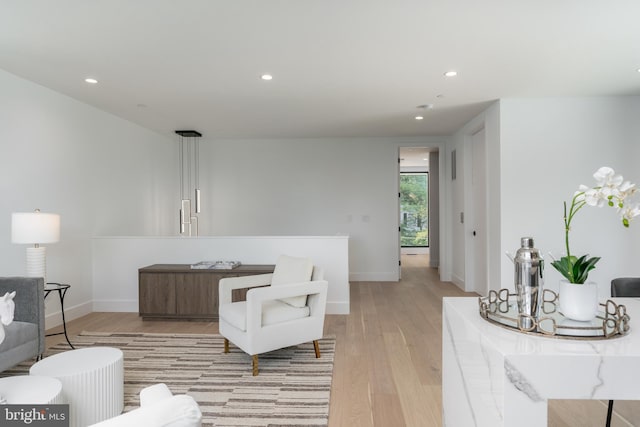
[138,264,274,320]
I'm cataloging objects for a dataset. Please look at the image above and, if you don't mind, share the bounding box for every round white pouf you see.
[0,375,63,404]
[30,347,124,427]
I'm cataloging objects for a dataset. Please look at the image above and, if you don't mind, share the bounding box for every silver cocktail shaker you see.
[512,237,544,329]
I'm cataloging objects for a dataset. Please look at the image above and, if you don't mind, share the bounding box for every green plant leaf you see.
[551,256,574,282]
[550,254,599,284]
[573,255,600,284]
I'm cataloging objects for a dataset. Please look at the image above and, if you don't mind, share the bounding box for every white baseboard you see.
[451,274,465,291]
[45,301,92,330]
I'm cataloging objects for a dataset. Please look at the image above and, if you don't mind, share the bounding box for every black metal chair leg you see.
[606,399,614,427]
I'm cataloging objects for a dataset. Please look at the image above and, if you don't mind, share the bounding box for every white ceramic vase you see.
[559,280,599,321]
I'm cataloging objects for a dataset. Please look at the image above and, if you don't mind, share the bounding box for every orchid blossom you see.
[552,166,639,284]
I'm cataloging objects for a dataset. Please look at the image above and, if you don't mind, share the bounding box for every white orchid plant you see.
[551,166,640,284]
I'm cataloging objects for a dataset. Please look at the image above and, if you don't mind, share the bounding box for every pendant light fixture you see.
[175,130,202,236]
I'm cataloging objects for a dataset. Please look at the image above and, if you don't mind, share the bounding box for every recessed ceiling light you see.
[415,116,424,120]
[84,78,98,84]
[444,71,457,77]
[261,74,273,81]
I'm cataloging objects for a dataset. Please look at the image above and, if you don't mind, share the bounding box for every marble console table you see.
[442,297,640,427]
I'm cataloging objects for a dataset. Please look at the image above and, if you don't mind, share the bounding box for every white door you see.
[471,129,488,295]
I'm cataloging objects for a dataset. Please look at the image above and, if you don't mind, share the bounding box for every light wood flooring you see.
[46,255,639,426]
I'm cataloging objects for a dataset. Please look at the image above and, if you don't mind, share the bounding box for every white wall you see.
[446,102,500,290]
[499,97,640,298]
[625,100,640,271]
[446,138,465,286]
[194,137,446,281]
[0,69,176,326]
[449,97,640,298]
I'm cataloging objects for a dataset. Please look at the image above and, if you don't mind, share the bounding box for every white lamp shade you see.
[11,212,60,244]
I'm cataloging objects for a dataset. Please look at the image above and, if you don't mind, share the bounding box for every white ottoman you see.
[0,375,63,404]
[30,347,124,427]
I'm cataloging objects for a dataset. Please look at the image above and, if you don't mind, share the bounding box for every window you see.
[400,172,428,247]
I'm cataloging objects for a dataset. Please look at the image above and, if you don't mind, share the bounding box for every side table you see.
[30,347,124,427]
[45,282,75,349]
[0,375,64,404]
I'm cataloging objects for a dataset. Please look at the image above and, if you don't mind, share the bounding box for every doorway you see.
[399,147,439,277]
[400,172,429,249]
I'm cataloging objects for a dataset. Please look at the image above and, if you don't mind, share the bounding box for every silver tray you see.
[478,289,630,340]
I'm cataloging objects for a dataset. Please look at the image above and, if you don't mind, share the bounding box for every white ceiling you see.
[2,1,640,139]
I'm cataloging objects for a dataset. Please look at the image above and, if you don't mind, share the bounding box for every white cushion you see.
[140,383,173,406]
[271,255,313,307]
[89,392,201,427]
[219,300,310,332]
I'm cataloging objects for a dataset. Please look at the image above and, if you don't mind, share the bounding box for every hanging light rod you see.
[175,129,203,236]
[175,130,202,137]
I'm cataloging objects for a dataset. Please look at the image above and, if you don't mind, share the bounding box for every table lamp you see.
[11,210,60,282]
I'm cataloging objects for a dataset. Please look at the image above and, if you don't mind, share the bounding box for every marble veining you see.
[504,359,542,402]
[587,341,605,399]
[479,335,504,420]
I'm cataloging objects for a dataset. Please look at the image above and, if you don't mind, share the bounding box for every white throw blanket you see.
[0,291,16,345]
[0,291,15,404]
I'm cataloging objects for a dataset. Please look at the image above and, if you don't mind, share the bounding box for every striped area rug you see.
[4,332,336,427]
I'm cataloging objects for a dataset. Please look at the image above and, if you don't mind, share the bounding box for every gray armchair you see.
[0,277,45,372]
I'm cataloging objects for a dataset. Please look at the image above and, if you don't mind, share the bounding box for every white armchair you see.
[218,255,328,375]
[89,383,201,427]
